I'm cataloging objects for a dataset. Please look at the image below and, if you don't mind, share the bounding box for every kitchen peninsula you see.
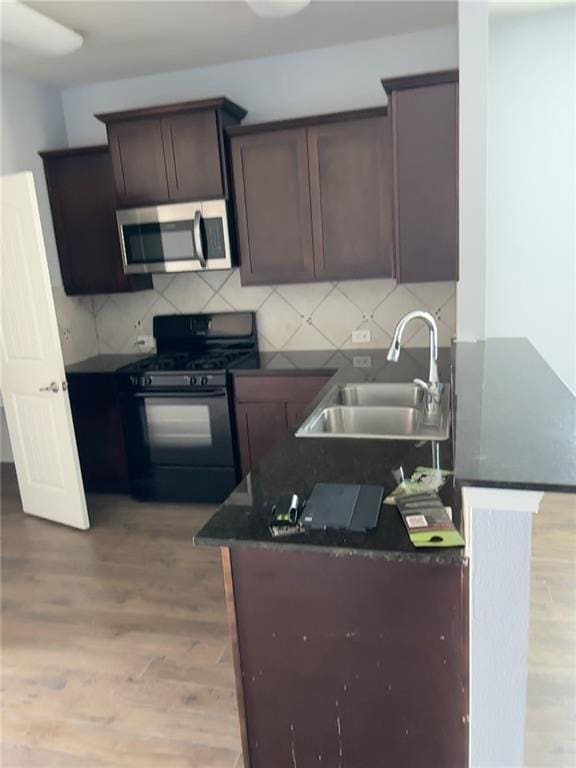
[196,339,576,768]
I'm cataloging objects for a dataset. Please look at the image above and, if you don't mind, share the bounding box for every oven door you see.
[117,200,232,274]
[121,387,238,502]
[133,389,234,467]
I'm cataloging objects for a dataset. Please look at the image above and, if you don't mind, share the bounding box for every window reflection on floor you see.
[525,493,576,767]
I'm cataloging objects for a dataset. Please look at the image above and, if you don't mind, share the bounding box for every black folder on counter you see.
[301,483,384,532]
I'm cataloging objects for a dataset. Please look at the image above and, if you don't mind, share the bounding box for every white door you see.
[0,172,89,530]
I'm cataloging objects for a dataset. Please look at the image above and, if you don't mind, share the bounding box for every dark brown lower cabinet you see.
[67,372,129,493]
[223,547,469,768]
[235,402,288,476]
[233,374,332,476]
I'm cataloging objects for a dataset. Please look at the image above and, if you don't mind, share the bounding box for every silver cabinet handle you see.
[40,382,59,393]
[193,210,207,269]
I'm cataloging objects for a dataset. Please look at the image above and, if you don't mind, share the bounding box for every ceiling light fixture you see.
[245,0,312,19]
[0,0,83,56]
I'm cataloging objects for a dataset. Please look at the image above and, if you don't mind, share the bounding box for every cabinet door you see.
[236,402,288,476]
[392,83,458,282]
[161,111,224,201]
[67,373,129,493]
[285,402,312,431]
[308,116,394,280]
[108,118,169,205]
[231,129,315,285]
[42,148,152,295]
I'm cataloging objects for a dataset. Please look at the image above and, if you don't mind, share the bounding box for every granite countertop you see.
[65,354,152,374]
[197,347,464,564]
[196,338,576,559]
[454,338,576,492]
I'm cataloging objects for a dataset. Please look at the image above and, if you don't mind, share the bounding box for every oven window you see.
[145,401,212,454]
[134,394,234,468]
[124,221,196,265]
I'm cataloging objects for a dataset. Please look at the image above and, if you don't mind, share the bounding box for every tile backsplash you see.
[52,286,99,365]
[53,270,456,363]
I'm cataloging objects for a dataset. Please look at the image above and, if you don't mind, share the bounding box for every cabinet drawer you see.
[234,375,331,404]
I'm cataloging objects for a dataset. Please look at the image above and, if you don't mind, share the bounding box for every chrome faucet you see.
[387,310,442,411]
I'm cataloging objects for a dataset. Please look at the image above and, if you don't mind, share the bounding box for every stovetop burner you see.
[127,348,254,373]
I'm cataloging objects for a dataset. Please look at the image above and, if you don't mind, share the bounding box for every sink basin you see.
[295,382,451,441]
[333,382,425,408]
[303,406,423,438]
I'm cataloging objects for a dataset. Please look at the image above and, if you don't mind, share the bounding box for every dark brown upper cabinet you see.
[106,117,169,206]
[162,111,224,201]
[41,146,152,295]
[96,97,247,208]
[231,128,315,285]
[228,108,394,286]
[382,70,459,283]
[308,116,394,280]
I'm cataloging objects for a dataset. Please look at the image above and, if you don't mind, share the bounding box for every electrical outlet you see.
[136,335,155,349]
[352,328,371,344]
[353,356,373,369]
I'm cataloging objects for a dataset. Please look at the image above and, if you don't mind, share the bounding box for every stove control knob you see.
[191,376,198,385]
[144,375,152,386]
[130,375,138,387]
[201,376,209,386]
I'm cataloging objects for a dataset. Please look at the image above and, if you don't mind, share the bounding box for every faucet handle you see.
[413,378,442,403]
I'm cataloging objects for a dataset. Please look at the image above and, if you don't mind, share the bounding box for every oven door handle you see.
[130,388,227,399]
[193,210,207,269]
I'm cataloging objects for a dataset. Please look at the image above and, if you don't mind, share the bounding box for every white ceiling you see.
[2,0,457,87]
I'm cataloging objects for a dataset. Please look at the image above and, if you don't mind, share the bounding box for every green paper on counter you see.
[396,492,464,549]
[384,466,452,505]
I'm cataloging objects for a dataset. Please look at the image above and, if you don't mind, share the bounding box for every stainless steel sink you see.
[295,382,451,441]
[303,405,423,438]
[333,382,425,408]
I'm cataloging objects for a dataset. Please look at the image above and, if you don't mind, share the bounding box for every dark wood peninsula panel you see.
[41,146,152,295]
[382,70,459,282]
[223,547,468,768]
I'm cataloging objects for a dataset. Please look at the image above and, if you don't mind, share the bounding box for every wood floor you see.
[525,492,576,768]
[1,465,575,767]
[0,464,242,768]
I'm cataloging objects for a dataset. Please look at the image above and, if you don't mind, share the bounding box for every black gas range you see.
[117,312,258,503]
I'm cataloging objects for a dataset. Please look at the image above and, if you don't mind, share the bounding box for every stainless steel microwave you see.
[116,200,233,274]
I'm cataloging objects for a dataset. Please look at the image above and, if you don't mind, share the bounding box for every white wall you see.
[457,0,488,341]
[61,25,458,144]
[1,70,68,286]
[485,7,576,390]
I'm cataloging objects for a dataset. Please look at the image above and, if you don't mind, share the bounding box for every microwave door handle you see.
[193,210,207,269]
